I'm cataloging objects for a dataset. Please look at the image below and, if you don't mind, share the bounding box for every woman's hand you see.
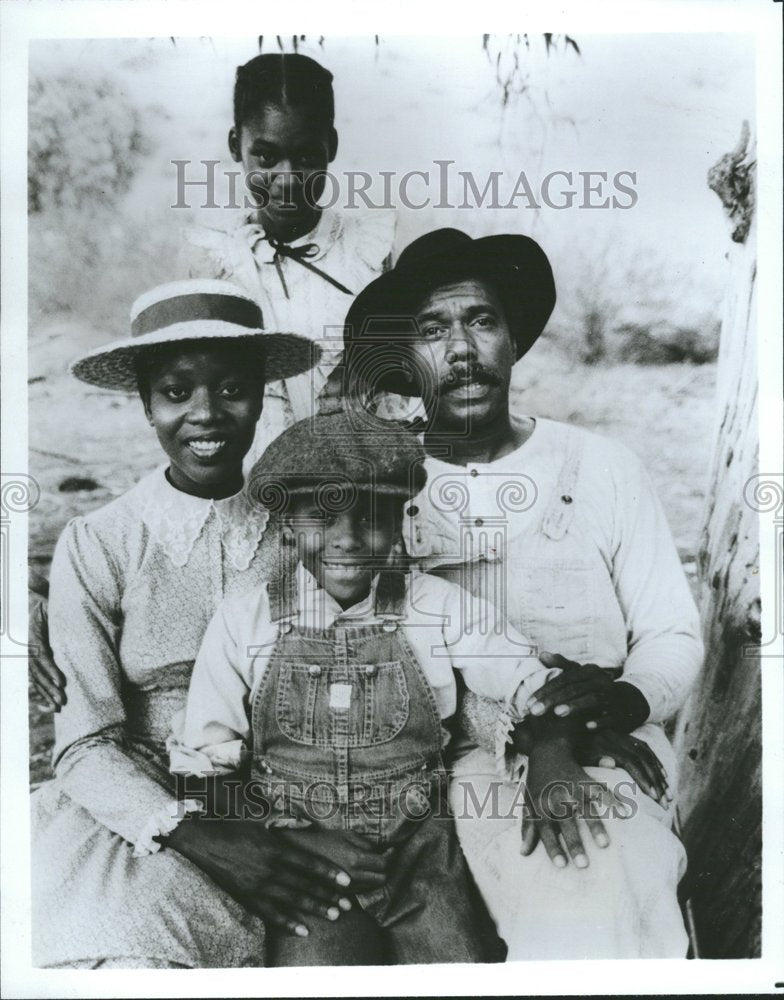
[527,653,650,733]
[576,728,672,806]
[274,826,394,893]
[28,587,67,712]
[520,736,631,869]
[165,815,360,938]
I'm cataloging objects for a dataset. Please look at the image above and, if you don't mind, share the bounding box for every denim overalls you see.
[250,568,504,963]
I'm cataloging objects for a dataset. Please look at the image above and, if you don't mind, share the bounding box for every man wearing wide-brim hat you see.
[342,228,704,960]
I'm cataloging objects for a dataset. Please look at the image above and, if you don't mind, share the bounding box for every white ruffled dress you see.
[30,467,274,968]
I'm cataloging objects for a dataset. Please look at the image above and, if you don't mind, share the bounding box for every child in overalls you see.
[169,412,555,966]
[183,52,408,460]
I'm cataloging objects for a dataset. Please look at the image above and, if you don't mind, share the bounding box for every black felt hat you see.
[247,411,427,512]
[342,228,556,394]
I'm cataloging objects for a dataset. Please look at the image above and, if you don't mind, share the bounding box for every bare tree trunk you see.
[674,122,760,958]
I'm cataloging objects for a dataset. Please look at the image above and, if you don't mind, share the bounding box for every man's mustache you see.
[439,364,502,391]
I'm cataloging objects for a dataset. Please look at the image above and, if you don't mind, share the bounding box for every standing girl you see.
[184,52,399,457]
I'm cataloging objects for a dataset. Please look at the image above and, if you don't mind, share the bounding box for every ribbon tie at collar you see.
[263,236,354,299]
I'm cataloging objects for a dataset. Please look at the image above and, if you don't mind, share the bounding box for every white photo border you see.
[2,1,782,996]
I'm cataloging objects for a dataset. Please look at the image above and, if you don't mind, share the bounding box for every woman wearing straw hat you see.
[30,280,382,968]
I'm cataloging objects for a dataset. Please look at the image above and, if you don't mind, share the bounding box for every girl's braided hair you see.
[233,53,335,134]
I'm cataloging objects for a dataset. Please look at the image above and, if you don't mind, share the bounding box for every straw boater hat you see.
[70,279,320,392]
[342,228,556,395]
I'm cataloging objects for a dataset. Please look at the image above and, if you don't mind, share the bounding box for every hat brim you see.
[245,410,428,512]
[70,321,321,392]
[344,233,555,395]
[247,475,419,513]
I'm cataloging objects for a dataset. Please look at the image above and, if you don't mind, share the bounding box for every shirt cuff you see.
[618,672,664,723]
[496,664,562,779]
[507,663,561,718]
[167,736,247,777]
[265,815,313,831]
[132,798,204,857]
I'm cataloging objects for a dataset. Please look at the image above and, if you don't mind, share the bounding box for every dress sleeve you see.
[168,594,273,778]
[610,447,705,722]
[49,518,190,852]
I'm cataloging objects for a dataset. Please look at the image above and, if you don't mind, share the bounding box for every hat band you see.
[132,293,262,338]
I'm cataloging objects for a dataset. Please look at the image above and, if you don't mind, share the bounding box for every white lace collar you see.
[139,466,269,570]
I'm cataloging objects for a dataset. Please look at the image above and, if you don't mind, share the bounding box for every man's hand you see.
[519,736,631,869]
[166,815,365,938]
[29,589,67,712]
[576,728,672,806]
[527,653,650,733]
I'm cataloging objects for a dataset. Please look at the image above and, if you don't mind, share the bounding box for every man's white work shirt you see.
[405,416,704,724]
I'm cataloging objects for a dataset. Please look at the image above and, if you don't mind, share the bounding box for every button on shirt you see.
[169,564,550,777]
[405,416,704,724]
